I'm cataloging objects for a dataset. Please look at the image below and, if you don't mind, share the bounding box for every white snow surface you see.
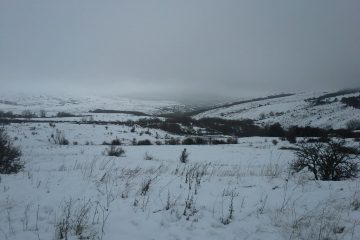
[0,121,359,240]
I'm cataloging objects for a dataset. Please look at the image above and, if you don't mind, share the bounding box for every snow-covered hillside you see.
[0,93,185,116]
[195,91,360,129]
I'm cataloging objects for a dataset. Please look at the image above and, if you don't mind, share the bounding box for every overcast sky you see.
[1,0,359,102]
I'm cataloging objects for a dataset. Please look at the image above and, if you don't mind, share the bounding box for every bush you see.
[179,148,189,163]
[56,112,76,117]
[267,123,285,137]
[111,138,122,145]
[0,128,23,174]
[55,199,98,240]
[285,128,297,144]
[106,146,125,157]
[346,119,360,130]
[212,139,227,144]
[39,110,46,118]
[306,137,330,143]
[144,152,153,160]
[52,131,69,145]
[0,111,14,118]
[227,137,238,144]
[291,140,359,180]
[22,110,36,119]
[341,95,360,109]
[195,137,208,145]
[182,138,195,145]
[137,139,152,145]
[165,138,180,145]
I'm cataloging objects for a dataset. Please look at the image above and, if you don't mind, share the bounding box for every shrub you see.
[39,110,46,118]
[56,112,76,117]
[227,137,238,144]
[180,148,189,163]
[0,111,14,118]
[182,137,195,145]
[285,129,297,143]
[306,137,330,143]
[137,139,152,145]
[144,152,153,160]
[55,199,97,240]
[106,146,125,157]
[267,123,285,137]
[52,131,69,145]
[111,138,122,145]
[195,137,208,145]
[165,138,180,145]
[22,110,36,119]
[160,122,183,135]
[272,139,278,145]
[0,128,23,174]
[341,95,360,109]
[346,119,360,130]
[212,139,227,144]
[291,140,359,180]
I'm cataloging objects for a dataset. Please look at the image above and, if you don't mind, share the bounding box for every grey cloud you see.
[0,0,359,102]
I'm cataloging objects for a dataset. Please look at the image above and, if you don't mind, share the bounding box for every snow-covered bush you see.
[0,128,23,174]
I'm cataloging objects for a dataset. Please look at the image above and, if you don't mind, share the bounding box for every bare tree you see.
[291,140,359,180]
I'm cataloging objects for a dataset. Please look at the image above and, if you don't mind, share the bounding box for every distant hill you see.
[194,89,360,129]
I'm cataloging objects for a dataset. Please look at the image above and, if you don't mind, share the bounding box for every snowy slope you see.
[195,91,360,129]
[0,93,185,116]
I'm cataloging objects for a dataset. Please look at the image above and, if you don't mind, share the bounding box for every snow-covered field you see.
[1,120,359,240]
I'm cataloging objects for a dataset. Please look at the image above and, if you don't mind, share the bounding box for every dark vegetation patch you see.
[1,114,360,140]
[307,88,360,106]
[0,110,84,119]
[56,112,77,118]
[136,139,152,145]
[341,95,360,109]
[0,128,23,174]
[89,109,150,116]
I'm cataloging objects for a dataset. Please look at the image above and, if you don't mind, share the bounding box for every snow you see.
[0,93,185,115]
[1,120,359,240]
[195,92,360,129]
